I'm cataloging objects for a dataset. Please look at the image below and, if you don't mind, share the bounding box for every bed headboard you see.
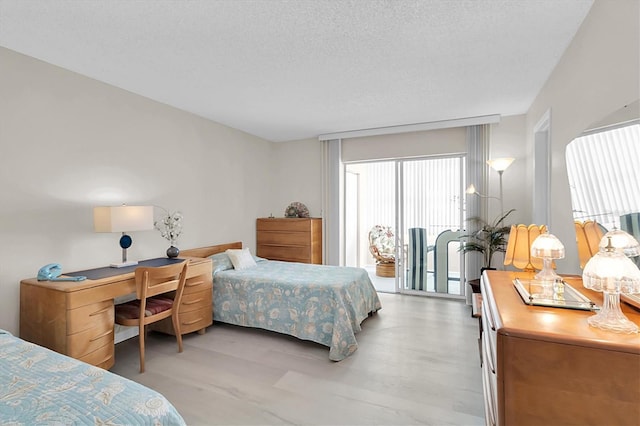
[180,242,242,259]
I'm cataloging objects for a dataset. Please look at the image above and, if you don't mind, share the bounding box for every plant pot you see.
[468,278,481,294]
[376,262,395,278]
[480,266,496,278]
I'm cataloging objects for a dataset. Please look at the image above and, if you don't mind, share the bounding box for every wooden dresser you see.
[20,257,212,370]
[480,270,640,426]
[256,217,322,264]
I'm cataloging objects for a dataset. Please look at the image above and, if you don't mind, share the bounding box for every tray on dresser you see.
[621,293,640,309]
[514,278,599,311]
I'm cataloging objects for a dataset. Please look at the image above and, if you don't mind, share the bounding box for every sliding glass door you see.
[399,156,465,297]
[344,155,465,298]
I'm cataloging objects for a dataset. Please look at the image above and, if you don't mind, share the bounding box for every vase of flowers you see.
[155,209,183,258]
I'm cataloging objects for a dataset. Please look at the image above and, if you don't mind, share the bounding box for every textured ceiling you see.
[0,0,593,142]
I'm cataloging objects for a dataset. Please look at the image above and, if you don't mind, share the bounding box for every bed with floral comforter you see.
[0,329,185,425]
[211,254,382,361]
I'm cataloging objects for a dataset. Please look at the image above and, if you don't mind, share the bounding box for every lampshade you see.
[486,157,515,172]
[598,228,640,258]
[583,237,640,333]
[94,205,154,268]
[575,220,604,269]
[530,232,565,281]
[531,232,565,259]
[94,205,154,233]
[504,224,547,271]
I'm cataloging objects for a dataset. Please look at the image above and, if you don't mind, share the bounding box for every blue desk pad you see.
[65,257,184,280]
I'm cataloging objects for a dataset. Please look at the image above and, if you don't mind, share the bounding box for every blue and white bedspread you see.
[0,329,185,425]
[213,259,382,361]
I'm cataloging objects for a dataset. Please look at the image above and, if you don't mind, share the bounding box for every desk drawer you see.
[179,289,212,313]
[187,260,213,277]
[178,306,212,334]
[184,275,212,294]
[67,320,114,358]
[78,343,114,370]
[149,306,212,336]
[67,300,114,335]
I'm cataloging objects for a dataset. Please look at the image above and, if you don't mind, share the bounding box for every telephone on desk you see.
[37,263,86,282]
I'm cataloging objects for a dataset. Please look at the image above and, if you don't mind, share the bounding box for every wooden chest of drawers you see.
[256,217,322,264]
[149,272,212,336]
[480,270,640,426]
[20,257,212,370]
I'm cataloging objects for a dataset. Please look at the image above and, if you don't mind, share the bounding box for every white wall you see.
[269,138,323,218]
[0,47,274,334]
[525,0,639,273]
[488,114,528,226]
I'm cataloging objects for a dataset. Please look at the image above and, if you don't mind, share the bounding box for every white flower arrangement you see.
[154,209,183,246]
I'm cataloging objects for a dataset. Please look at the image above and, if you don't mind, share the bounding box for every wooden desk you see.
[481,270,640,426]
[20,257,212,370]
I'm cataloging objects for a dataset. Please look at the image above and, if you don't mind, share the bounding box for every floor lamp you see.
[486,157,515,214]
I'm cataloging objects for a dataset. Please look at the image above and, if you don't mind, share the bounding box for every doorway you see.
[344,155,465,298]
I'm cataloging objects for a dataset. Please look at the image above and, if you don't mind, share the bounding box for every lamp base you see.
[110,260,139,268]
[534,257,560,282]
[588,291,639,334]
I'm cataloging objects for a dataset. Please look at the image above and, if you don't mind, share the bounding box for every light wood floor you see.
[111,293,484,425]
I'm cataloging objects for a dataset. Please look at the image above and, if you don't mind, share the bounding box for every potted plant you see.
[154,208,183,258]
[459,208,515,277]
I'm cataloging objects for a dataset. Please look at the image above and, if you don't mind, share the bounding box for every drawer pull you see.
[482,303,496,331]
[90,329,113,342]
[186,280,204,287]
[90,306,112,316]
[182,318,203,325]
[483,331,496,374]
[183,298,203,305]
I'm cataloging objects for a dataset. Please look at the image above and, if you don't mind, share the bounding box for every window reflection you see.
[566,121,640,231]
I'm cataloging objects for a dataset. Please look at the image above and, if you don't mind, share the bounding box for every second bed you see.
[182,243,381,361]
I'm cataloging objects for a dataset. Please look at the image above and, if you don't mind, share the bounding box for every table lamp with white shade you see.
[598,228,640,258]
[530,232,566,282]
[94,205,154,268]
[583,235,640,334]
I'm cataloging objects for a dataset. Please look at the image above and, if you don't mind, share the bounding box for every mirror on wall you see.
[566,99,640,239]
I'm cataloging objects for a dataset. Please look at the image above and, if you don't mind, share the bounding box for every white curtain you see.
[321,139,342,265]
[465,125,490,303]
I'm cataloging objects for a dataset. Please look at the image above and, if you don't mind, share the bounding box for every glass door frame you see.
[395,154,466,298]
[342,154,466,298]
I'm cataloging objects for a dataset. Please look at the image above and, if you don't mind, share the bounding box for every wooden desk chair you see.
[115,260,189,373]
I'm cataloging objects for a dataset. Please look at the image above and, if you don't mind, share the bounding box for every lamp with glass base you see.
[582,236,640,334]
[530,232,565,282]
[599,228,640,258]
